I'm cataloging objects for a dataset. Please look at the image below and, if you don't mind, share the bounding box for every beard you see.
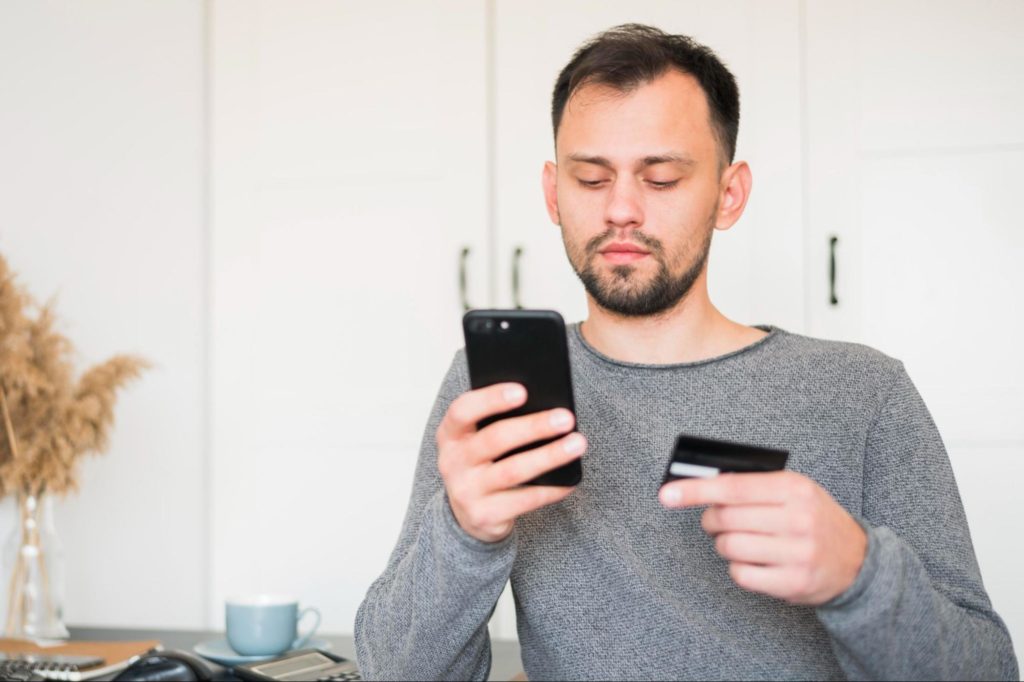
[562,215,714,318]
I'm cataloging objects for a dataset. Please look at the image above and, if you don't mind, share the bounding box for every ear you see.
[715,160,752,231]
[542,161,560,225]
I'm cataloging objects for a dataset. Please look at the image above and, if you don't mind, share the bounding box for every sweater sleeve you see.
[816,361,1019,680]
[354,351,517,681]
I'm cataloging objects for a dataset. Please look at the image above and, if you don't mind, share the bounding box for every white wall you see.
[0,0,207,628]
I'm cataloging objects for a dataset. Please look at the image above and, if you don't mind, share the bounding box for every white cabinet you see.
[804,0,1024,648]
[209,0,489,631]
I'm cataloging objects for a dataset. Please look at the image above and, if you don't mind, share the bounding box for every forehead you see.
[556,69,716,162]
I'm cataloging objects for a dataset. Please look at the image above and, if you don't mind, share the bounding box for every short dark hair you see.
[551,24,740,165]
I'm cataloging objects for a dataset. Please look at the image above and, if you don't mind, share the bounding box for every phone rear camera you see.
[469,319,492,333]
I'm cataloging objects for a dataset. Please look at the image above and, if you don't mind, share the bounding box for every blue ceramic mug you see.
[225,595,321,656]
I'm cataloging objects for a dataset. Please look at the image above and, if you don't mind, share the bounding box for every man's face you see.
[547,69,726,317]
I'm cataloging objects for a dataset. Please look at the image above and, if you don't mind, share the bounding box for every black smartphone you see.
[462,309,581,487]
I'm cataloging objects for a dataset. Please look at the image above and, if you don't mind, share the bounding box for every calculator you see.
[232,649,360,682]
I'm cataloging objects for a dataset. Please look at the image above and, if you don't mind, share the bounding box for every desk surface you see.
[68,626,523,681]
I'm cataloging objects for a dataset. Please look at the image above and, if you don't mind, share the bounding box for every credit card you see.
[662,434,789,484]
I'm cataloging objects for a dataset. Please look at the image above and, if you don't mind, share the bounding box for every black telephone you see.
[114,650,220,681]
[462,309,581,487]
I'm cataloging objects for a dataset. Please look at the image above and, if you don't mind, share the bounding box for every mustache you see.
[584,228,665,258]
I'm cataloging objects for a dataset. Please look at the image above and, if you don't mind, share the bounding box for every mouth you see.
[598,241,651,264]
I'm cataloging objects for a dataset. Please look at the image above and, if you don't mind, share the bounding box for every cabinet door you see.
[805,0,1024,648]
[492,0,804,331]
[210,0,487,632]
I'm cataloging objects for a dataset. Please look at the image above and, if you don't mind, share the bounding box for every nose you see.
[604,177,643,230]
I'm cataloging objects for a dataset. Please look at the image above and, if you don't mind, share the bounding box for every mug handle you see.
[292,606,322,650]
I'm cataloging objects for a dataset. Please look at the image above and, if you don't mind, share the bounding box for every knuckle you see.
[448,479,471,505]
[530,487,552,507]
[783,473,804,498]
[796,540,817,565]
[536,450,559,476]
[729,562,750,587]
[718,475,738,500]
[449,401,473,428]
[477,427,502,455]
[497,462,522,489]
[466,506,489,529]
[700,508,716,532]
[538,486,569,507]
[545,439,569,463]
[792,512,814,535]
[792,476,816,501]
[715,533,733,556]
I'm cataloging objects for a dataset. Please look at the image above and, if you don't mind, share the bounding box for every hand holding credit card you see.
[659,433,869,607]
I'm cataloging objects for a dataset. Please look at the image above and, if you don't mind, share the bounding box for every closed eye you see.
[577,179,609,189]
[647,180,680,190]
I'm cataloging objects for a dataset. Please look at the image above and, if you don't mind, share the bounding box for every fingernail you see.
[563,433,585,454]
[549,409,572,428]
[503,385,525,403]
[662,487,682,506]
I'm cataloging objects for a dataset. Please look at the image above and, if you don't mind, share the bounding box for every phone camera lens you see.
[483,320,494,331]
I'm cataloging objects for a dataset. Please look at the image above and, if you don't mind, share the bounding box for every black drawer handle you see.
[459,246,473,311]
[829,236,839,306]
[512,246,524,309]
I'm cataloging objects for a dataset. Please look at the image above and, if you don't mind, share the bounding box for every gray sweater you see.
[355,324,1018,680]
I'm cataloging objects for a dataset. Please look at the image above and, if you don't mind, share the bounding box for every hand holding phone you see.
[435,382,586,543]
[436,309,585,544]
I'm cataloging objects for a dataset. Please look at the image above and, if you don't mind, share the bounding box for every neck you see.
[579,274,766,364]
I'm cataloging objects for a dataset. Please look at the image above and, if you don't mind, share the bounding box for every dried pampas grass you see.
[0,252,149,498]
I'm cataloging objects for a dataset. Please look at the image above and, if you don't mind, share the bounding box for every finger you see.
[714,532,804,565]
[438,383,527,440]
[728,562,809,603]
[701,505,792,536]
[466,407,576,466]
[480,483,576,524]
[482,432,587,491]
[660,471,801,508]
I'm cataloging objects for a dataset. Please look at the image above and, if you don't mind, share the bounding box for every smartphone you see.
[462,309,581,487]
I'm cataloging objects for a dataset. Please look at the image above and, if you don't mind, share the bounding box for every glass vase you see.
[2,492,69,640]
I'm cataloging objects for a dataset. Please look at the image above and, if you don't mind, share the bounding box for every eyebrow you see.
[567,152,697,169]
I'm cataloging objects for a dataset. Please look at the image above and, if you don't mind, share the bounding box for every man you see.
[355,24,1017,680]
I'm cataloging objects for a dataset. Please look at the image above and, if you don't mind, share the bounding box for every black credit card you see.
[662,434,789,484]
